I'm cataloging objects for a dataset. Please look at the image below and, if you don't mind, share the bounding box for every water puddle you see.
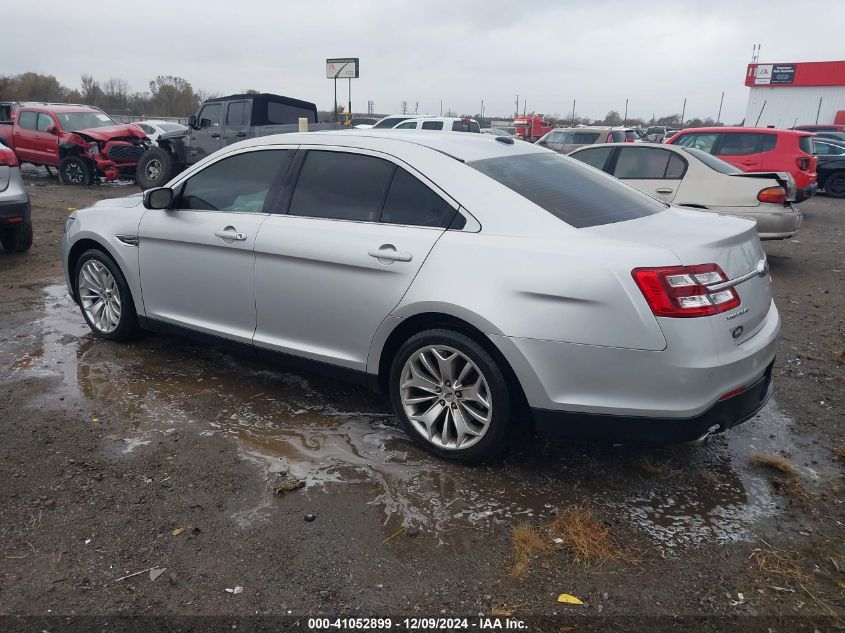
[1,284,829,547]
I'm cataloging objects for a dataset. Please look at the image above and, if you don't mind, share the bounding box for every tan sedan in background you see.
[569,142,801,240]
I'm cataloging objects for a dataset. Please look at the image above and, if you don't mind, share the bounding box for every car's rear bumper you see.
[532,361,773,444]
[794,182,817,202]
[0,195,31,224]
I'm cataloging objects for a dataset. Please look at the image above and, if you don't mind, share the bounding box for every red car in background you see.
[666,127,817,201]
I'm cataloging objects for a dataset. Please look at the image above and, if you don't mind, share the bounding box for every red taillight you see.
[719,385,747,400]
[757,186,786,204]
[0,149,18,167]
[796,157,810,171]
[632,264,741,318]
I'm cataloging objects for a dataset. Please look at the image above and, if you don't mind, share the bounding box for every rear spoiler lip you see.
[728,171,797,203]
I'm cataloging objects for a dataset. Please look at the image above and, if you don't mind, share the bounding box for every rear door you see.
[714,132,765,171]
[253,147,456,370]
[222,100,250,147]
[610,146,686,202]
[138,148,293,342]
[12,111,41,162]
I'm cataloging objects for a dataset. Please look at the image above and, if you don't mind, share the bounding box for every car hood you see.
[73,124,147,142]
[158,129,190,141]
[91,193,143,209]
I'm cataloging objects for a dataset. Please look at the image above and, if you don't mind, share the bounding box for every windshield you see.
[158,123,185,132]
[55,111,116,132]
[681,147,740,174]
[468,152,666,228]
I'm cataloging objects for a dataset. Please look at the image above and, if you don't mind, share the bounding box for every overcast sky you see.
[5,0,842,123]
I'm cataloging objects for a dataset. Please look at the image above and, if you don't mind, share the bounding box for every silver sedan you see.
[0,141,32,252]
[61,131,779,461]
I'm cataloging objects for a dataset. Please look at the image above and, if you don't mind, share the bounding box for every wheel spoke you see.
[412,401,445,439]
[432,349,457,384]
[417,350,440,382]
[460,379,490,409]
[402,364,440,394]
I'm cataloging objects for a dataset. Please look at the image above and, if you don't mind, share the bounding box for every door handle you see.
[655,187,674,194]
[368,244,412,263]
[236,132,247,138]
[211,133,221,138]
[214,227,247,241]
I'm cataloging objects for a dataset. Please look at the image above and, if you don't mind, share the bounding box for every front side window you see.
[198,103,222,128]
[673,133,718,153]
[373,117,411,129]
[421,121,443,130]
[571,146,613,170]
[814,141,845,156]
[178,150,292,212]
[381,168,456,228]
[17,111,37,130]
[469,152,665,228]
[609,131,626,142]
[395,121,418,129]
[718,133,763,156]
[37,113,54,132]
[289,151,395,222]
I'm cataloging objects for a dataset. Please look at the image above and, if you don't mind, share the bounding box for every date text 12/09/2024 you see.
[307,617,528,630]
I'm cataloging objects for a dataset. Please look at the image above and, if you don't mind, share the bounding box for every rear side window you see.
[681,147,740,174]
[718,133,763,156]
[614,147,684,179]
[469,153,665,228]
[421,121,443,130]
[570,146,614,170]
[178,150,292,212]
[674,133,718,153]
[263,101,315,124]
[289,151,394,222]
[226,101,248,127]
[18,111,37,130]
[760,134,777,152]
[798,136,813,155]
[469,121,480,133]
[573,132,600,143]
[381,168,456,228]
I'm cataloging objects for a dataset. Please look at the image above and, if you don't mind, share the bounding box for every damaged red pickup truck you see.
[0,104,149,185]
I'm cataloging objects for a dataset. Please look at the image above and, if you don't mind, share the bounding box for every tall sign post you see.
[326,58,359,123]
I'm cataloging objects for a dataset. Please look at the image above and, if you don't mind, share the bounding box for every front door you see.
[138,148,293,343]
[188,101,223,162]
[34,112,59,163]
[253,148,456,370]
[611,146,686,203]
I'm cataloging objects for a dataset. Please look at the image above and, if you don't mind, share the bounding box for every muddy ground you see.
[0,169,843,631]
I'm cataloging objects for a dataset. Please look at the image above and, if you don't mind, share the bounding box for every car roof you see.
[21,104,102,114]
[236,129,547,162]
[674,126,812,137]
[399,117,478,123]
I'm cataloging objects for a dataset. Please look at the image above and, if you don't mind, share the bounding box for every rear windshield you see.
[468,152,666,228]
[798,136,813,155]
[681,147,740,174]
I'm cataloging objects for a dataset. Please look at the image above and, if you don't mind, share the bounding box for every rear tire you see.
[0,219,33,252]
[59,156,93,186]
[135,147,174,190]
[74,249,139,341]
[389,328,512,463]
[824,172,845,198]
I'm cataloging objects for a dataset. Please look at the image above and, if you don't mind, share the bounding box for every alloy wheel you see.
[64,162,83,184]
[78,260,122,333]
[145,158,162,181]
[828,174,845,197]
[399,345,493,450]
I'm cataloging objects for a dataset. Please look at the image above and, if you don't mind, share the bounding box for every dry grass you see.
[508,522,549,579]
[751,545,808,585]
[546,505,628,567]
[750,453,799,476]
[833,445,845,462]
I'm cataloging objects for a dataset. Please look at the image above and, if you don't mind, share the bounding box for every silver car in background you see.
[61,132,779,462]
[0,140,32,252]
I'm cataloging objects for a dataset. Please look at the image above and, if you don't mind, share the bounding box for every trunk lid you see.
[729,170,796,202]
[586,207,773,347]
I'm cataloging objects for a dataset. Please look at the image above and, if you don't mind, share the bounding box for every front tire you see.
[74,249,139,341]
[135,147,174,190]
[390,329,512,462]
[824,172,845,198]
[59,156,93,186]
[1,219,33,252]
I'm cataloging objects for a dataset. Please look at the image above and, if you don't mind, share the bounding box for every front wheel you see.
[824,172,845,198]
[390,329,512,462]
[0,219,33,252]
[59,156,93,186]
[74,249,139,341]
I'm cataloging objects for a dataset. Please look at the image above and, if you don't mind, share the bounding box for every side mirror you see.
[187,115,197,129]
[46,125,58,135]
[143,187,174,210]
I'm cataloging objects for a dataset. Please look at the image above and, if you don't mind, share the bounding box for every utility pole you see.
[716,91,724,125]
[440,99,443,116]
[571,98,576,124]
[367,100,374,115]
[623,98,628,125]
[514,94,519,118]
[680,97,687,126]
[401,100,408,115]
[348,78,352,117]
[481,99,484,119]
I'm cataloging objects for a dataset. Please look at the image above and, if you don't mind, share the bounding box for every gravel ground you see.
[0,171,843,631]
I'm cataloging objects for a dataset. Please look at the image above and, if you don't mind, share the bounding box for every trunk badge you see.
[732,326,744,339]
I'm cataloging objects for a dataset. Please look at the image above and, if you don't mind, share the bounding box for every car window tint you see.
[178,150,292,212]
[198,103,222,128]
[373,117,408,129]
[263,101,313,124]
[396,121,417,129]
[665,153,687,178]
[718,133,763,156]
[570,146,613,170]
[610,131,626,142]
[139,124,154,133]
[798,136,813,155]
[18,111,37,130]
[469,121,481,133]
[469,153,665,229]
[381,168,455,228]
[36,113,53,132]
[421,121,443,130]
[226,101,248,126]
[681,147,740,174]
[289,151,395,222]
[614,147,671,179]
[674,133,718,153]
[760,134,777,152]
[573,132,600,143]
